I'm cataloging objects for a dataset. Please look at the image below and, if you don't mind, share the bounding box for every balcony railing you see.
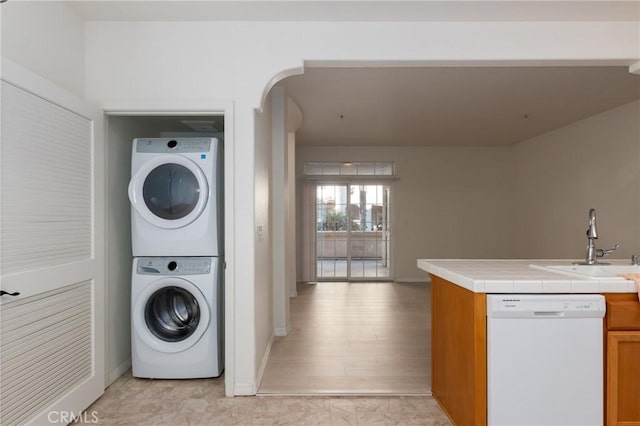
[316,230,387,259]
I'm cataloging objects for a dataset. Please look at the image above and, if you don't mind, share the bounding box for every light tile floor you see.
[80,282,451,425]
[82,370,451,425]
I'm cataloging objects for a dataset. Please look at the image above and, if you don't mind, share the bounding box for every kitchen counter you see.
[419,258,639,425]
[417,259,639,294]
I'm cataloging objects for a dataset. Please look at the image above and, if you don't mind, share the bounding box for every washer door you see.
[133,277,210,353]
[128,154,209,229]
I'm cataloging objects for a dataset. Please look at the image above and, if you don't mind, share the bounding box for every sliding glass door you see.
[316,183,391,281]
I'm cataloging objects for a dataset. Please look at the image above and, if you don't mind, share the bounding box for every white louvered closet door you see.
[0,61,105,426]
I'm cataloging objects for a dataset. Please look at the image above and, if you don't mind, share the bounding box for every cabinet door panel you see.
[607,331,640,426]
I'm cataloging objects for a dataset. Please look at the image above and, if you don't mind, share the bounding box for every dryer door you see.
[133,277,210,353]
[128,154,209,229]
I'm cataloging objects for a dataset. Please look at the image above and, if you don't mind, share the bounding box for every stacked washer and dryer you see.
[129,137,224,379]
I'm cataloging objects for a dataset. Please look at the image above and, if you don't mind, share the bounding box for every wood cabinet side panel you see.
[473,291,487,424]
[431,275,486,426]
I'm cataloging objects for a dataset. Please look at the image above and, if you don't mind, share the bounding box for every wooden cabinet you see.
[607,332,640,425]
[428,279,639,426]
[605,296,640,426]
[430,275,487,426]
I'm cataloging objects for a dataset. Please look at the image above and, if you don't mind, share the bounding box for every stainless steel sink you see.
[530,264,640,280]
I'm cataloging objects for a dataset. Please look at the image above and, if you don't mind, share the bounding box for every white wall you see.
[104,116,158,384]
[272,90,301,335]
[513,100,640,260]
[271,87,291,336]
[254,92,274,386]
[296,146,516,281]
[84,21,639,110]
[287,132,297,298]
[296,101,640,280]
[83,18,639,394]
[1,2,85,97]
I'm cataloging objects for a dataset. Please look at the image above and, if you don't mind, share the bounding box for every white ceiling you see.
[278,66,640,146]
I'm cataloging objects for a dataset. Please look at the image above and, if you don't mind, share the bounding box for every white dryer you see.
[131,257,223,379]
[129,137,222,257]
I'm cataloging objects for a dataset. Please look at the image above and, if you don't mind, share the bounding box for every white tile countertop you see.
[417,259,640,294]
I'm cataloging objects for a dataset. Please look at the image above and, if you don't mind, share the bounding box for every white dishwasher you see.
[486,294,606,426]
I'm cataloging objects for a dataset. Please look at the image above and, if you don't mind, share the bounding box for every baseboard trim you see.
[258,391,433,397]
[395,277,431,283]
[255,332,275,394]
[234,383,257,396]
[107,358,131,387]
[274,324,291,336]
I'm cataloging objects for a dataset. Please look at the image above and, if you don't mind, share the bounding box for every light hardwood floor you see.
[258,282,431,395]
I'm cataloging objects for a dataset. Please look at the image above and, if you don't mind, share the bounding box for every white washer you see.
[129,137,222,257]
[131,257,223,379]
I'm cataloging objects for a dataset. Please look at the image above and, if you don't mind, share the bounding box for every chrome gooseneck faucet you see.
[585,208,599,265]
[584,208,619,265]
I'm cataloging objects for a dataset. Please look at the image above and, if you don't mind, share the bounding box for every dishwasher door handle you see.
[533,311,565,317]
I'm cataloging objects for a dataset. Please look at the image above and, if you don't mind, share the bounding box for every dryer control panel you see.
[135,138,214,153]
[136,257,212,275]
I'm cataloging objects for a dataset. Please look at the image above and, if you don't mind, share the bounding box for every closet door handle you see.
[1,290,20,297]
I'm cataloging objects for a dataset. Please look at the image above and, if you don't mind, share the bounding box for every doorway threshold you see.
[256,391,433,397]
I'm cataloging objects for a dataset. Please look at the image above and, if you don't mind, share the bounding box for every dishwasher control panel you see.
[487,294,606,318]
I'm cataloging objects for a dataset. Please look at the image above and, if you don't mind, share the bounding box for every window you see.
[304,161,394,177]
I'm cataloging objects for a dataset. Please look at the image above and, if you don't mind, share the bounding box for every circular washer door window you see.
[133,278,210,353]
[145,286,200,342]
[128,154,209,229]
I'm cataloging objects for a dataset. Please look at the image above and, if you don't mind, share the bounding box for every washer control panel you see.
[135,138,214,154]
[136,257,212,275]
